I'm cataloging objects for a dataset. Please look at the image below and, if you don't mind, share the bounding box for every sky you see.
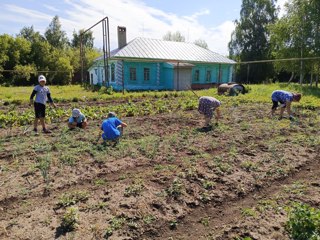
[0,0,288,56]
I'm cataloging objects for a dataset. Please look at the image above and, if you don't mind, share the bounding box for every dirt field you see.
[0,100,319,240]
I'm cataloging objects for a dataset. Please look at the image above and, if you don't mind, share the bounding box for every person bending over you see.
[198,96,221,128]
[271,90,301,120]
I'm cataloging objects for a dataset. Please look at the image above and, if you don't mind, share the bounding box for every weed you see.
[138,136,160,160]
[61,206,79,231]
[200,217,210,227]
[59,154,77,166]
[201,180,215,190]
[124,180,144,197]
[166,178,184,199]
[234,237,253,240]
[284,181,307,196]
[241,207,258,218]
[199,192,211,203]
[257,199,278,212]
[169,219,178,229]
[36,154,51,184]
[240,160,258,171]
[88,202,108,211]
[94,179,107,186]
[104,216,126,239]
[58,191,89,208]
[143,215,156,225]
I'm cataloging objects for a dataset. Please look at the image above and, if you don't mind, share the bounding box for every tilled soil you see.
[0,102,319,240]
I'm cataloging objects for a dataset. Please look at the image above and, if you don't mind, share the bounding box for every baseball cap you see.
[38,75,46,83]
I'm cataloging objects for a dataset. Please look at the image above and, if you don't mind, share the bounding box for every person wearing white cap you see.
[30,75,56,134]
[68,108,88,129]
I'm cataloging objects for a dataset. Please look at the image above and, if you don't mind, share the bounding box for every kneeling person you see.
[101,112,127,142]
[68,108,88,129]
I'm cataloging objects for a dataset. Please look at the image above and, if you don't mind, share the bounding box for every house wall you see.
[112,61,170,91]
[191,64,232,84]
[89,60,234,91]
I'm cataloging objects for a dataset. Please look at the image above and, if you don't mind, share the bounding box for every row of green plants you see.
[1,83,319,105]
[1,83,319,127]
[0,97,199,127]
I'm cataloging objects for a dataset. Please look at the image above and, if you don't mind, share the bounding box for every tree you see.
[194,39,208,49]
[71,29,94,49]
[45,15,69,49]
[163,31,185,42]
[18,26,45,43]
[229,0,278,83]
[270,0,320,85]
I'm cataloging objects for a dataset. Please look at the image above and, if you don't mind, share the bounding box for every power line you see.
[238,56,320,64]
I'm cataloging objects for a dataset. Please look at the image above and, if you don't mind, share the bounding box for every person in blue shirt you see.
[271,90,301,120]
[101,112,127,142]
[30,75,56,133]
[68,108,88,129]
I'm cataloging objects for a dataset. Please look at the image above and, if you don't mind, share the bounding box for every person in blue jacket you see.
[101,112,127,142]
[271,90,301,120]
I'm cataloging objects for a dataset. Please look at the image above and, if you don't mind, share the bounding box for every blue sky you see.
[0,0,287,55]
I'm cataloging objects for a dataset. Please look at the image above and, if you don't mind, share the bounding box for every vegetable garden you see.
[0,84,319,239]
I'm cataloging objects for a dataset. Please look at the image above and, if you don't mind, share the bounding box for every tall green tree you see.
[18,26,45,43]
[270,0,320,85]
[229,0,278,83]
[71,29,94,49]
[163,31,185,42]
[45,15,69,49]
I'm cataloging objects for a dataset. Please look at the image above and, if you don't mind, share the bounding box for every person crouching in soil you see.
[198,96,221,128]
[101,112,127,143]
[271,90,301,120]
[68,108,88,129]
[29,75,56,134]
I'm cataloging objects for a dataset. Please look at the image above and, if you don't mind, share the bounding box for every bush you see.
[286,202,320,240]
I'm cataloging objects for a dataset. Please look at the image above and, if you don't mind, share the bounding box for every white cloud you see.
[43,4,59,12]
[1,0,235,55]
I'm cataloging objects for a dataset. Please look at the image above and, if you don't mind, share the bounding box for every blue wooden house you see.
[88,27,235,91]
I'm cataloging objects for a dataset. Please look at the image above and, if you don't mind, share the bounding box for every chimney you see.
[117,26,127,49]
